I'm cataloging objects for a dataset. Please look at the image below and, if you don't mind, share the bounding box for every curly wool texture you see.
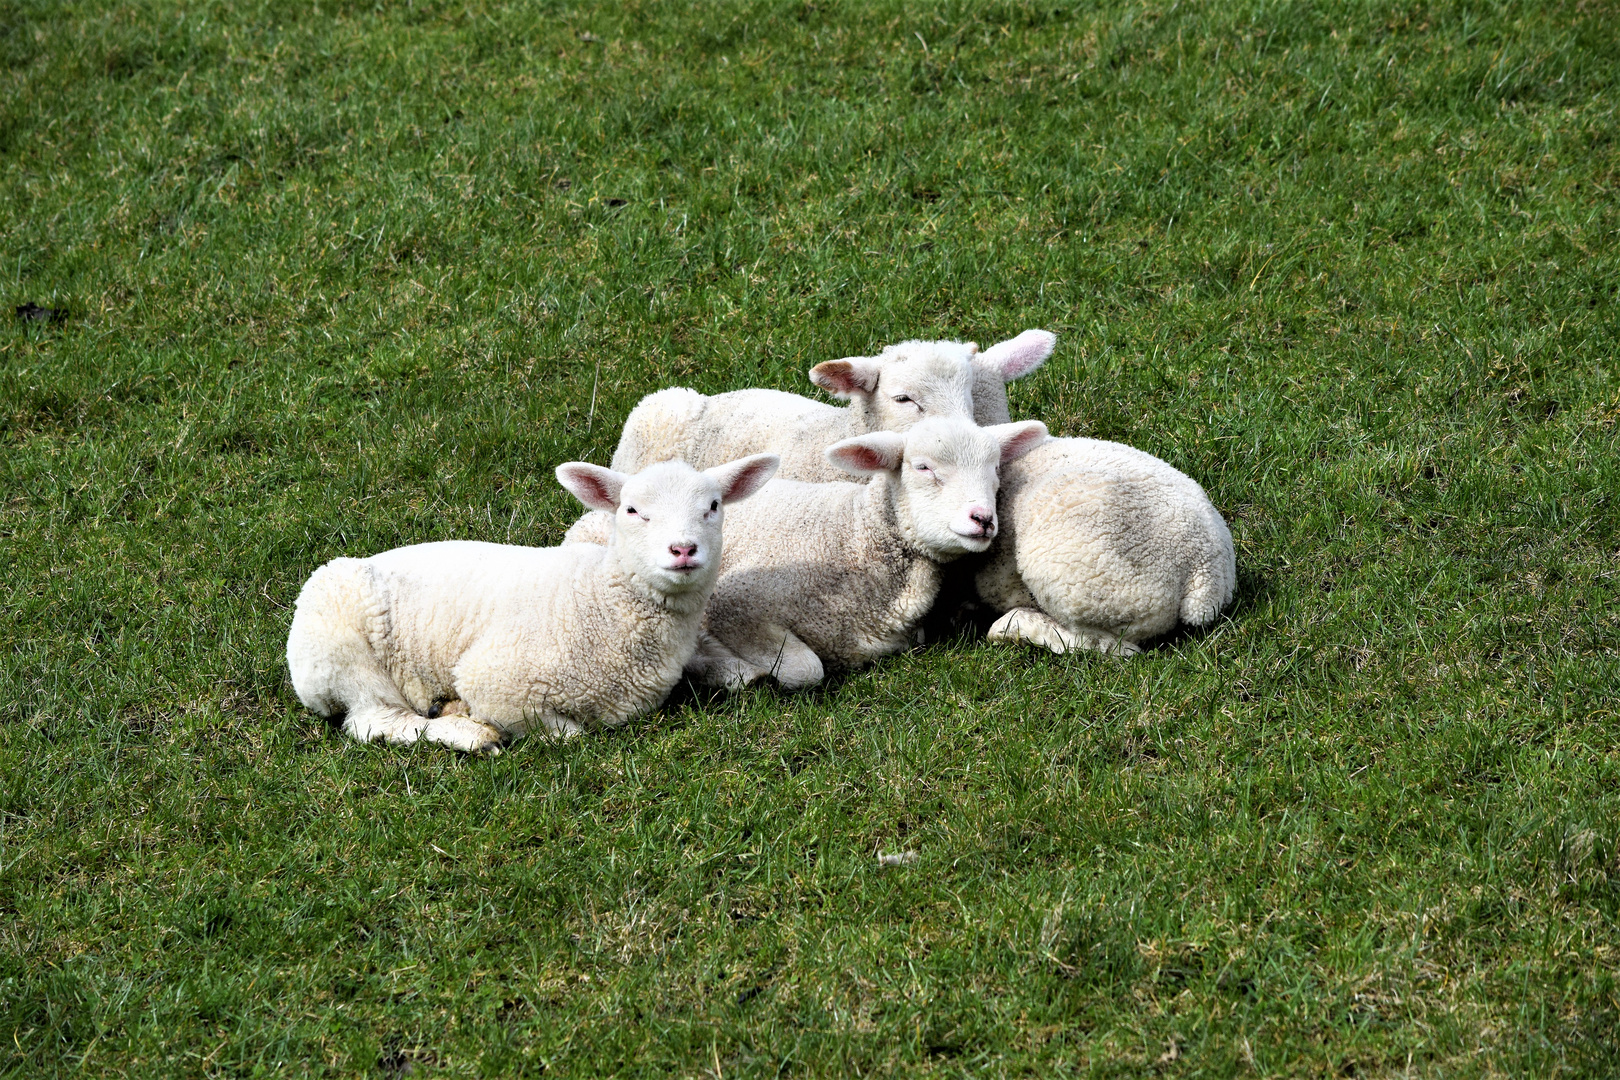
[287,541,709,748]
[976,437,1236,654]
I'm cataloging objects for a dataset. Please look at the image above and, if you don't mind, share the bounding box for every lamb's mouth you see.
[667,562,703,573]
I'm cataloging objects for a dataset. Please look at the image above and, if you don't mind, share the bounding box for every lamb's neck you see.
[855,473,929,562]
[601,557,713,623]
[850,474,945,634]
[844,394,879,434]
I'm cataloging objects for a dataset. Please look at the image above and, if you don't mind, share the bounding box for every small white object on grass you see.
[877,851,919,867]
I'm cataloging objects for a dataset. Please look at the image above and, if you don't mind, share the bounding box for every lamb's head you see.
[556,454,779,596]
[809,339,978,433]
[809,330,1056,430]
[825,417,1048,559]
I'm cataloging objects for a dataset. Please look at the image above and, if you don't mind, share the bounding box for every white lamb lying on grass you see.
[957,364,1238,656]
[561,329,1054,548]
[607,329,1056,483]
[684,416,1049,690]
[285,453,779,752]
[975,436,1237,656]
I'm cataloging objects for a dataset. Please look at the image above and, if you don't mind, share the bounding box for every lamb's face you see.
[809,340,977,431]
[825,417,1049,561]
[895,418,1010,557]
[810,331,1055,433]
[864,343,978,431]
[556,454,779,599]
[613,461,728,595]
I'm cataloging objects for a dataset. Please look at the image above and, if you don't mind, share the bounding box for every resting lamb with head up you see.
[285,453,778,752]
[685,415,1048,690]
[606,329,1055,482]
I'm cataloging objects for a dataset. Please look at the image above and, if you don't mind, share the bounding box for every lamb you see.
[607,329,1056,483]
[975,436,1236,656]
[683,415,1049,690]
[284,453,779,752]
[561,329,1054,547]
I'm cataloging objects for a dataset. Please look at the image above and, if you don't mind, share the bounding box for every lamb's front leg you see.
[751,628,824,690]
[421,712,508,753]
[684,631,764,689]
[988,607,1141,657]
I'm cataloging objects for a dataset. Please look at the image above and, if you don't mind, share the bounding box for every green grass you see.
[3,0,1618,1075]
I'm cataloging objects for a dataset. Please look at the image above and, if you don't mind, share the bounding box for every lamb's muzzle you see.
[957,505,997,540]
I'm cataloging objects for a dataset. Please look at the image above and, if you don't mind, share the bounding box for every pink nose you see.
[968,507,995,533]
[669,543,698,559]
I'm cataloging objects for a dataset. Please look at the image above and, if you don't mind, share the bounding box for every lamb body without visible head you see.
[687,416,1048,690]
[285,454,778,752]
[976,437,1236,656]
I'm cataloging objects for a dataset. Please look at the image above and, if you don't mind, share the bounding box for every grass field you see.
[3,0,1619,1075]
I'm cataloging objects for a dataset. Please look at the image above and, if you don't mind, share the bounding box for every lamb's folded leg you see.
[987,607,1141,657]
[419,714,507,753]
[344,703,428,746]
[762,629,824,690]
[684,631,763,689]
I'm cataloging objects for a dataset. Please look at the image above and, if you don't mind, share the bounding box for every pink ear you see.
[989,421,1049,465]
[825,432,906,476]
[976,330,1056,382]
[809,358,880,398]
[707,453,779,504]
[555,463,625,512]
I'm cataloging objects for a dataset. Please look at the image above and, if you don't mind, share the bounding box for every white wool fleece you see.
[687,416,1047,690]
[976,437,1236,656]
[285,454,778,752]
[606,330,1056,485]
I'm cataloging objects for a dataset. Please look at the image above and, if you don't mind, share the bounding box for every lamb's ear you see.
[555,462,626,512]
[825,432,907,476]
[985,420,1049,465]
[809,356,881,399]
[706,454,779,505]
[974,329,1056,382]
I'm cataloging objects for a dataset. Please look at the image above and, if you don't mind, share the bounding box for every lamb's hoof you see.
[988,608,1077,654]
[989,609,1141,657]
[685,656,758,691]
[424,715,507,754]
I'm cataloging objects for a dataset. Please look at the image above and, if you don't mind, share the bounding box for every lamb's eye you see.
[893,394,913,404]
[915,461,932,473]
[624,506,637,515]
[709,500,719,512]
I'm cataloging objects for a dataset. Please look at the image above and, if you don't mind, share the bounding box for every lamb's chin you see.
[945,535,994,556]
[650,567,710,592]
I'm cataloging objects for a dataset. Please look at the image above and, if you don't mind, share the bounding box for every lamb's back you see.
[613,387,856,481]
